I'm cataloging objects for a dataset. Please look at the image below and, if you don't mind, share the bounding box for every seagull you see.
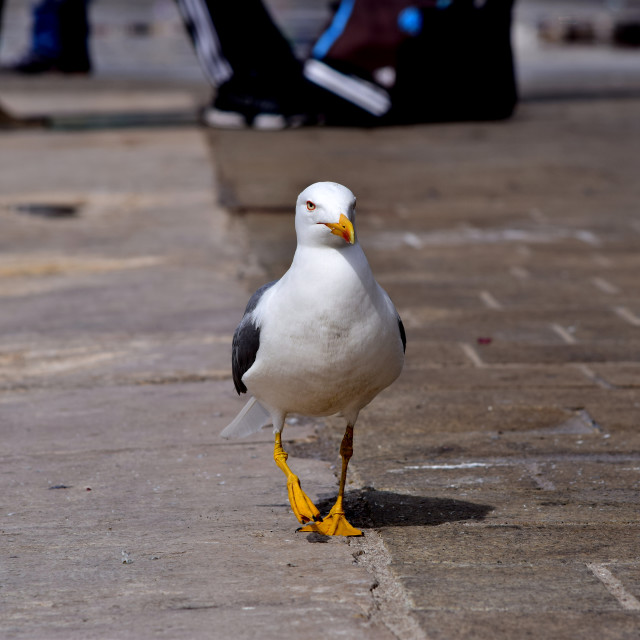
[221,182,405,536]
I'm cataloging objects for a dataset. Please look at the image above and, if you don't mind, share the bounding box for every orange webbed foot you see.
[297,504,362,536]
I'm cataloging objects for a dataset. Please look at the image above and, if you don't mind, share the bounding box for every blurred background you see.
[1,0,640,121]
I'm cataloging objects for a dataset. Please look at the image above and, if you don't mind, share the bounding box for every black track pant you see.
[175,0,302,89]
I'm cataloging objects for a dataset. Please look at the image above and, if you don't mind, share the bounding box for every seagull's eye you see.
[306,201,316,212]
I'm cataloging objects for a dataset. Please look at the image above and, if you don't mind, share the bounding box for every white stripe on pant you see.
[175,0,233,86]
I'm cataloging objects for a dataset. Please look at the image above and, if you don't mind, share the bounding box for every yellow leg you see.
[298,424,362,536]
[274,432,322,524]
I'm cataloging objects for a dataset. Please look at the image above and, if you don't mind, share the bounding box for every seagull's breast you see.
[243,247,403,416]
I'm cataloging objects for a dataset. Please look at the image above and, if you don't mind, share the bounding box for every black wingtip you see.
[398,317,406,353]
[231,280,279,396]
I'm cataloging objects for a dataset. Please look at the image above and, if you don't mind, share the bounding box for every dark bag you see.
[306,0,517,124]
[391,0,518,123]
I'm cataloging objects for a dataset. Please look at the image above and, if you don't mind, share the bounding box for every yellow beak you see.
[323,214,355,244]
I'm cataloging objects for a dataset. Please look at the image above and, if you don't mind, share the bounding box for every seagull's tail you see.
[220,397,271,439]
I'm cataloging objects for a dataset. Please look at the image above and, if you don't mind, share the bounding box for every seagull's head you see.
[295,182,356,248]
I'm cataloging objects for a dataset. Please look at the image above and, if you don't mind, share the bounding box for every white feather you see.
[224,182,404,436]
[220,396,272,439]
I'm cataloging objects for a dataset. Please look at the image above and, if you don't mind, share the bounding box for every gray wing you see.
[232,280,278,394]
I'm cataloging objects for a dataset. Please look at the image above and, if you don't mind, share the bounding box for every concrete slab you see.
[3,53,640,640]
[2,384,387,640]
[207,99,640,213]
[412,611,640,640]
[216,96,640,638]
[0,125,396,639]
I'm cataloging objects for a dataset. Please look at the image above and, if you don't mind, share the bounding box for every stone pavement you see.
[207,96,640,638]
[0,124,401,639]
[1,7,640,637]
[2,93,640,638]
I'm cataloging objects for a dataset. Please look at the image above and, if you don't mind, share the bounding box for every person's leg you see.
[3,0,62,72]
[202,1,302,87]
[57,0,91,73]
[175,0,232,87]
[31,0,63,62]
[176,0,311,128]
[7,0,90,73]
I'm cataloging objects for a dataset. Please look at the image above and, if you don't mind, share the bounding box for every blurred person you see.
[176,0,312,129]
[305,0,518,124]
[3,0,91,74]
[177,0,516,129]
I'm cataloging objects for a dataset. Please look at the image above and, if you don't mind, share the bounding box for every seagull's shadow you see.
[316,487,493,528]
